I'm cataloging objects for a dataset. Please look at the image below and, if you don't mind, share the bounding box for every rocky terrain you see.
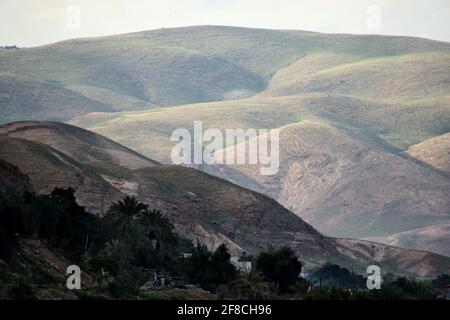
[365,223,450,258]
[0,121,449,277]
[1,25,449,260]
[202,121,450,257]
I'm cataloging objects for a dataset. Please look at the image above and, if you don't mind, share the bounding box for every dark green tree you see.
[255,247,302,293]
[187,241,212,287]
[108,195,148,231]
[141,209,176,250]
[311,263,365,289]
[210,244,237,286]
[186,242,237,292]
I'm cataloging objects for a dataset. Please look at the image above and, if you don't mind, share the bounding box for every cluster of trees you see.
[0,188,101,261]
[1,188,448,300]
[185,245,303,295]
[303,264,449,300]
[309,263,366,289]
[218,247,303,299]
[0,188,307,298]
[221,261,450,300]
[185,242,237,292]
[97,195,307,297]
[0,189,238,298]
[362,275,447,300]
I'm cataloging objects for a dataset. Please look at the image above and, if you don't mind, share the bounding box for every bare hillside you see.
[406,133,450,174]
[1,121,448,276]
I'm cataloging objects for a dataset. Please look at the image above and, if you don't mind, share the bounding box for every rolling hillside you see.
[0,73,113,124]
[262,52,450,99]
[1,26,449,258]
[1,26,450,124]
[0,121,449,277]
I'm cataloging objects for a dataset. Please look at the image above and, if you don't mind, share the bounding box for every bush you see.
[218,272,276,300]
[186,242,237,292]
[309,263,365,289]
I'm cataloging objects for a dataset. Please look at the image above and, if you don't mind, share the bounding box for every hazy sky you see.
[1,0,449,47]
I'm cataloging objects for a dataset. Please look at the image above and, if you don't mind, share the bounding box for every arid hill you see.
[1,26,449,260]
[202,121,450,257]
[72,95,450,257]
[0,121,449,277]
[0,121,159,170]
[406,133,450,174]
[2,26,449,127]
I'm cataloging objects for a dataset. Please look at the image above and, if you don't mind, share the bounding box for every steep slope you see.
[0,137,123,214]
[0,121,159,170]
[0,132,339,270]
[0,122,335,265]
[206,121,450,239]
[406,133,450,174]
[1,121,449,276]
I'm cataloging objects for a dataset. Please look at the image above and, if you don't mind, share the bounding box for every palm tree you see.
[108,195,148,231]
[104,239,123,259]
[141,209,175,250]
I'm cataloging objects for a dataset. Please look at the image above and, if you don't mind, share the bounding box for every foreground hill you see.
[1,121,449,277]
[0,137,123,214]
[0,121,159,170]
